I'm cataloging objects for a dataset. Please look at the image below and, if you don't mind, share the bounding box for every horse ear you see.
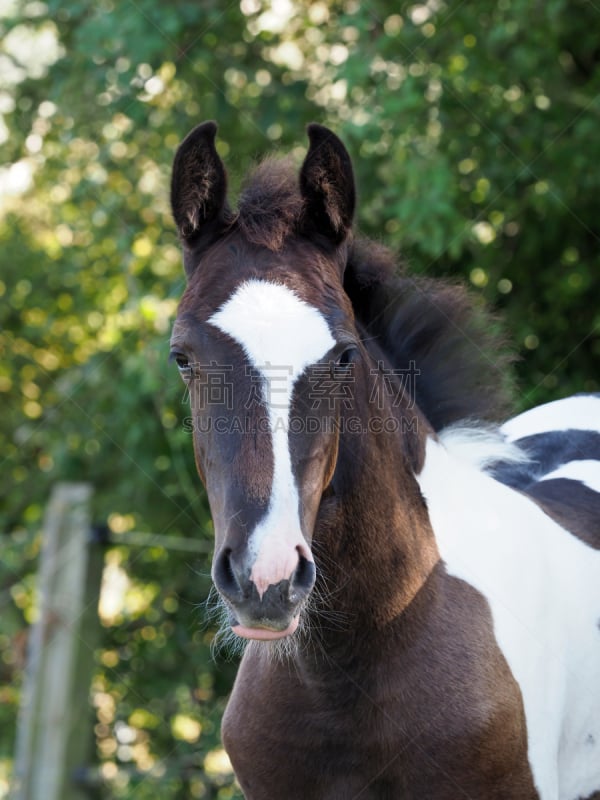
[170,121,230,249]
[299,124,356,245]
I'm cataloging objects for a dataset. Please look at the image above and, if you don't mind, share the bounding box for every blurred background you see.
[1,0,599,797]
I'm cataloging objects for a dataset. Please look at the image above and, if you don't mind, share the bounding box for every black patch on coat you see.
[490,429,600,490]
[521,478,600,550]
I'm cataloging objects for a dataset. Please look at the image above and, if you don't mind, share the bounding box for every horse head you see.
[170,122,361,639]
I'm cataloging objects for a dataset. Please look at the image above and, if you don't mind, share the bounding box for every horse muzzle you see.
[213,546,316,639]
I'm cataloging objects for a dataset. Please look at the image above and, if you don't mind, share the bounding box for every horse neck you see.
[310,369,440,646]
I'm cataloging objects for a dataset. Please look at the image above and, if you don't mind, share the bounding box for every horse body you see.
[223,399,600,800]
[420,413,600,800]
[169,122,600,799]
[223,566,537,800]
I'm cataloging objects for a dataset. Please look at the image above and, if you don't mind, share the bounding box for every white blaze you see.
[208,279,335,595]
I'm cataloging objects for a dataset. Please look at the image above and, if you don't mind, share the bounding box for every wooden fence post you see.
[12,483,104,800]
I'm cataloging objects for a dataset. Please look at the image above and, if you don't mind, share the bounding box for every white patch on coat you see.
[418,427,600,800]
[438,424,529,470]
[502,395,600,441]
[539,459,600,494]
[208,279,335,595]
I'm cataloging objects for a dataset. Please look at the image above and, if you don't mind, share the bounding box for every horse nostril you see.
[290,552,316,599]
[213,548,244,600]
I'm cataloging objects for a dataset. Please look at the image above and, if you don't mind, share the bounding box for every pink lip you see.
[231,616,299,640]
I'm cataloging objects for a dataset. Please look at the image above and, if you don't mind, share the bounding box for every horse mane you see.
[344,239,516,430]
[233,158,516,430]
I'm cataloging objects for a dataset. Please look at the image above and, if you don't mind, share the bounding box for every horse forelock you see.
[236,157,304,252]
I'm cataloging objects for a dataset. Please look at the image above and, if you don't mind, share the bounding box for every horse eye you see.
[170,352,192,377]
[336,346,358,373]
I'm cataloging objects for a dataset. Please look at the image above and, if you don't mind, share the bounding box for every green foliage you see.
[1,0,598,796]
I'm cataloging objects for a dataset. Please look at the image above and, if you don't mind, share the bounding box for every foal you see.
[169,121,600,800]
